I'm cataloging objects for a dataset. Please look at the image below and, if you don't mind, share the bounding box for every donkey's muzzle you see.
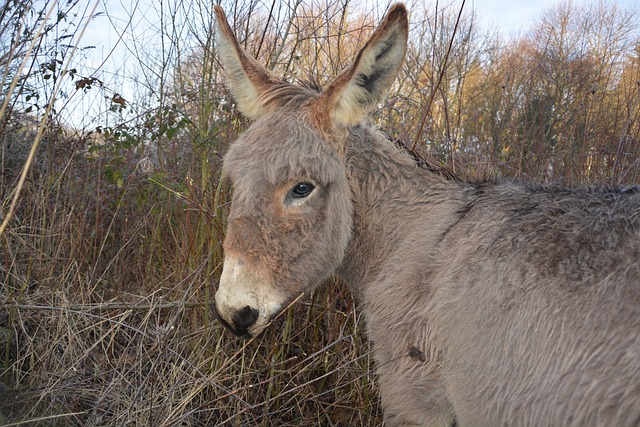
[212,302,258,338]
[232,305,259,333]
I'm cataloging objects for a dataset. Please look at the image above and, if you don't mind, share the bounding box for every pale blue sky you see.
[472,0,639,37]
[61,0,640,129]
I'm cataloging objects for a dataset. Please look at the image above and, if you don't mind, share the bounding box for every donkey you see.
[212,3,640,426]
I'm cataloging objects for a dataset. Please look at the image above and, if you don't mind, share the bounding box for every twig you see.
[1,301,209,312]
[1,411,88,427]
[412,0,466,150]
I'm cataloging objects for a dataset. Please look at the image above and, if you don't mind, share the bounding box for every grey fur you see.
[214,3,640,426]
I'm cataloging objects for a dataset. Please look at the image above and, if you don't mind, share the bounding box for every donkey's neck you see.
[337,124,471,297]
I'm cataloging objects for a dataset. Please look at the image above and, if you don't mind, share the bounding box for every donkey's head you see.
[214,4,408,337]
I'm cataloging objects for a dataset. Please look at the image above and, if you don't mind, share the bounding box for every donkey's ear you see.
[214,6,285,119]
[317,3,408,128]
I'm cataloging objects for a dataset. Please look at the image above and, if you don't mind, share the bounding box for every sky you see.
[78,0,640,53]
[473,0,559,36]
[472,0,639,38]
[47,0,640,129]
[76,0,640,75]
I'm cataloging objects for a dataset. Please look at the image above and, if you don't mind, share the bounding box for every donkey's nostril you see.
[233,306,259,331]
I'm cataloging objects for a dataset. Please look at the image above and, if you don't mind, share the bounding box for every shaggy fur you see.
[213,3,640,426]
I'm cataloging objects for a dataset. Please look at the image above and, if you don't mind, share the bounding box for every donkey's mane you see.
[390,137,461,182]
[258,81,320,111]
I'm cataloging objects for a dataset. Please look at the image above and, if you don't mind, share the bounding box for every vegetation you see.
[0,0,638,425]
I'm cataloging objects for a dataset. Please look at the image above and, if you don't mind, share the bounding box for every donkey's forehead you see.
[224,111,343,186]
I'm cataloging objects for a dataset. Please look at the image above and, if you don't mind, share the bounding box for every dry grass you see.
[2,278,379,426]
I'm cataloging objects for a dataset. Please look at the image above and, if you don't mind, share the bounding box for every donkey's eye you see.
[290,182,315,199]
